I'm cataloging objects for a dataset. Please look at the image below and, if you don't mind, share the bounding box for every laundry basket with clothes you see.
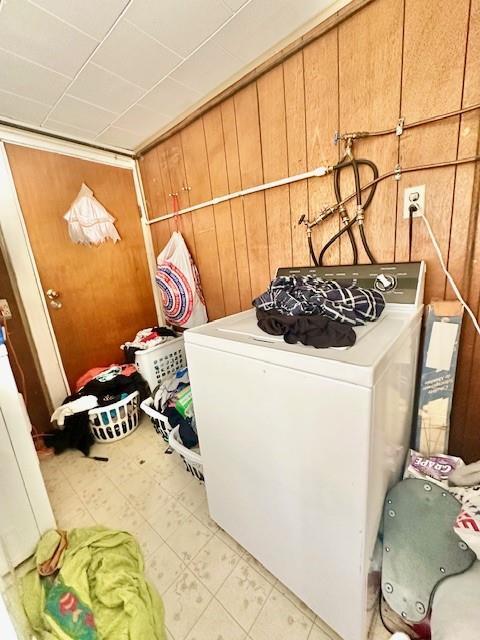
[141,368,198,449]
[142,367,204,481]
[47,365,149,455]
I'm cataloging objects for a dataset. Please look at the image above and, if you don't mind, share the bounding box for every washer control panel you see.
[374,273,397,293]
[276,262,423,305]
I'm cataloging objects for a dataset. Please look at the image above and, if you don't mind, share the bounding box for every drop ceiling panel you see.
[214,0,335,66]
[223,0,249,9]
[170,39,242,95]
[67,63,144,113]
[48,96,115,134]
[125,0,233,57]
[43,118,98,140]
[96,126,146,149]
[112,105,172,137]
[0,90,50,125]
[0,0,97,77]
[0,49,70,104]
[30,0,130,40]
[0,0,343,150]
[139,78,201,118]
[91,19,182,90]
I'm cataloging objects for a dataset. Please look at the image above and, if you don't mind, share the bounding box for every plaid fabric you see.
[253,275,385,326]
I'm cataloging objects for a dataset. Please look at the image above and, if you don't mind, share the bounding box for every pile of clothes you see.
[152,368,198,449]
[47,365,149,456]
[22,527,165,639]
[121,326,177,363]
[253,275,386,348]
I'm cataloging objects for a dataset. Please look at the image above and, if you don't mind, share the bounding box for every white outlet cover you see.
[403,184,425,219]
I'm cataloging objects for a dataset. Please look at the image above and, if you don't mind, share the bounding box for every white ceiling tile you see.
[48,96,115,134]
[0,90,50,125]
[219,0,336,67]
[92,20,182,89]
[267,0,332,41]
[0,49,70,104]
[30,0,130,40]
[126,0,233,57]
[96,126,145,150]
[171,39,242,95]
[222,0,250,10]
[213,0,302,63]
[0,0,97,76]
[42,118,99,140]
[112,105,171,136]
[67,63,144,113]
[139,78,201,117]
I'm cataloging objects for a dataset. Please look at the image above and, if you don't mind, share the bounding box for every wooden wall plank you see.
[449,0,480,460]
[303,30,339,266]
[138,146,171,255]
[283,51,310,267]
[402,0,471,121]
[221,97,252,309]
[396,0,470,302]
[338,0,403,264]
[163,133,197,259]
[234,83,270,298]
[181,119,225,320]
[257,65,292,276]
[203,106,241,315]
[154,142,177,240]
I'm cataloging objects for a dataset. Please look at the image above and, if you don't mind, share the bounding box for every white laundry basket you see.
[88,391,140,443]
[168,426,204,482]
[140,397,172,442]
[134,337,186,391]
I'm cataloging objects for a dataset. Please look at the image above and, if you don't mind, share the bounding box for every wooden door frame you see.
[0,125,163,407]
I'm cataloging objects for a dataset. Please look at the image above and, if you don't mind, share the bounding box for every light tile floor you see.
[39,417,390,640]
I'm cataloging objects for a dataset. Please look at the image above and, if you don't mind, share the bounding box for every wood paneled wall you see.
[139,0,480,461]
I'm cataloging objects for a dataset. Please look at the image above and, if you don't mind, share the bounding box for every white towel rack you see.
[145,165,330,225]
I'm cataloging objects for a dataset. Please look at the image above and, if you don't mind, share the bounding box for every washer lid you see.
[185,307,421,387]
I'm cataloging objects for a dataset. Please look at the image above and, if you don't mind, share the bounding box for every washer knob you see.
[375,274,397,292]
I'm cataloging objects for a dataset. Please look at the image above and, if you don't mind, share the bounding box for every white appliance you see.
[0,337,55,575]
[185,262,425,640]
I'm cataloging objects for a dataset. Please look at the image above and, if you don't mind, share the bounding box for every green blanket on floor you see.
[22,527,165,640]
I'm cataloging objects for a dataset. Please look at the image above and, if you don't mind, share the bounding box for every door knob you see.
[46,289,62,309]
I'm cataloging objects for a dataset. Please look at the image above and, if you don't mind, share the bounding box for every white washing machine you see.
[185,262,425,640]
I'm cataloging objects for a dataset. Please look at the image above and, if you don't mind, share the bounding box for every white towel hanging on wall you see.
[63,183,121,245]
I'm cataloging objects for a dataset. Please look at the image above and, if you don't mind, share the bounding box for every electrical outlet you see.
[0,299,12,320]
[403,184,425,219]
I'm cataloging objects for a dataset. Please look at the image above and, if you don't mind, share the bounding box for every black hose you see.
[351,156,362,206]
[333,162,359,264]
[308,232,319,266]
[357,159,379,208]
[347,226,359,264]
[359,223,377,264]
[319,217,357,265]
[320,157,379,265]
[352,157,378,263]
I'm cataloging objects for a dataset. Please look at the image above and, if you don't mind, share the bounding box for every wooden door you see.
[6,144,157,390]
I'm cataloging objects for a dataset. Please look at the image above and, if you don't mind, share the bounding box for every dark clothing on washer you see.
[256,308,356,349]
[253,275,385,326]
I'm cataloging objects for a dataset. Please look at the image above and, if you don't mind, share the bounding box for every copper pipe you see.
[336,103,480,141]
[335,156,480,211]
